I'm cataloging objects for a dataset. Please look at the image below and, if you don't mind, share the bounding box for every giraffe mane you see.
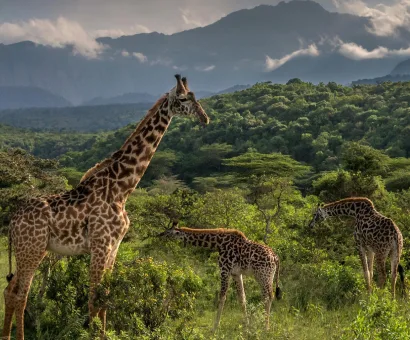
[177,227,247,239]
[323,197,375,208]
[79,94,168,183]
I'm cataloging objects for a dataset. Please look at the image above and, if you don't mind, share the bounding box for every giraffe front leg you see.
[232,274,248,326]
[213,271,231,332]
[96,238,124,333]
[366,250,375,283]
[358,245,371,293]
[88,242,112,336]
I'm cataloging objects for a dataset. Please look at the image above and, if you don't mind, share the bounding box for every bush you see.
[100,257,203,338]
[343,292,410,340]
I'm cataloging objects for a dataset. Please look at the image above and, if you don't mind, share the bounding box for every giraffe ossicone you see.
[160,225,281,330]
[2,75,209,340]
[310,197,404,298]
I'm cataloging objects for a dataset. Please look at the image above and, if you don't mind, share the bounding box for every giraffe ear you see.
[171,220,179,229]
[175,74,184,95]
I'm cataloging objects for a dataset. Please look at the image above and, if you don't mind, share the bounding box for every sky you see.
[0,0,408,58]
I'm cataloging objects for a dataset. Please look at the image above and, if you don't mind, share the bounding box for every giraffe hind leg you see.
[2,275,18,340]
[255,270,273,330]
[390,245,401,299]
[375,253,388,290]
[14,251,48,340]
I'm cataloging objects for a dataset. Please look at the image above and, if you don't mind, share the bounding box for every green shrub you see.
[343,292,410,340]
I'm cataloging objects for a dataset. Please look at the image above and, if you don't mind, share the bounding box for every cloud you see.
[180,8,204,28]
[195,65,215,72]
[132,52,147,63]
[338,41,410,60]
[93,24,150,38]
[0,17,105,58]
[265,44,320,71]
[121,50,130,57]
[333,0,410,36]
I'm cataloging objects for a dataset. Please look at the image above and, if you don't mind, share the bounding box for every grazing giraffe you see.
[2,75,209,340]
[158,222,281,331]
[309,197,404,298]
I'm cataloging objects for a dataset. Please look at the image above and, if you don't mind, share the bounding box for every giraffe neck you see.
[322,199,375,219]
[173,228,246,250]
[83,95,172,203]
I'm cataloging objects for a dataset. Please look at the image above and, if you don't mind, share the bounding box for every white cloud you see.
[265,44,320,71]
[333,0,410,36]
[338,41,410,59]
[0,17,105,58]
[93,24,151,38]
[180,8,205,28]
[195,65,215,72]
[132,52,147,63]
[338,42,389,59]
[121,50,130,57]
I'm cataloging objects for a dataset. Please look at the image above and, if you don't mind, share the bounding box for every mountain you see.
[391,59,410,75]
[0,1,409,103]
[0,86,71,109]
[83,92,157,106]
[81,84,251,106]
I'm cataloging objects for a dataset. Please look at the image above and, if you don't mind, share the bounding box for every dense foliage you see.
[1,80,410,339]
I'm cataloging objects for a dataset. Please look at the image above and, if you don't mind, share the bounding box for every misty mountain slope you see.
[0,86,71,109]
[1,1,410,104]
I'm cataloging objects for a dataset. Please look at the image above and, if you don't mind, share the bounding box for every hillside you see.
[0,1,405,103]
[53,80,410,191]
[0,102,151,132]
[0,86,71,109]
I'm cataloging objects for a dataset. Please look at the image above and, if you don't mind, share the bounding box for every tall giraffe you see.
[158,223,281,331]
[309,197,404,298]
[2,75,209,340]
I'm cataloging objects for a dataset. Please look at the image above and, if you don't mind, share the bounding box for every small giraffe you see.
[159,223,281,331]
[309,197,404,298]
[2,75,209,340]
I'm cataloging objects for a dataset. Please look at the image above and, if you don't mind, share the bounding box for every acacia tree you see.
[0,148,68,232]
[247,175,294,243]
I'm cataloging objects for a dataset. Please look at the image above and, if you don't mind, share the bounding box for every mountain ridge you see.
[0,0,409,105]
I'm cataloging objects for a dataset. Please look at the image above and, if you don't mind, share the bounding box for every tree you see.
[247,175,294,243]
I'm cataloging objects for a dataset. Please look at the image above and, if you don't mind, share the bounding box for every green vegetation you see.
[1,80,410,339]
[0,102,150,132]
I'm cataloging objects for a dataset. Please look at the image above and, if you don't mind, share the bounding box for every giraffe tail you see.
[398,264,406,296]
[275,258,282,300]
[6,226,14,283]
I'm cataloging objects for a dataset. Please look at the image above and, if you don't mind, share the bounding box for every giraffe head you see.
[157,221,184,239]
[309,203,328,228]
[168,74,209,125]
